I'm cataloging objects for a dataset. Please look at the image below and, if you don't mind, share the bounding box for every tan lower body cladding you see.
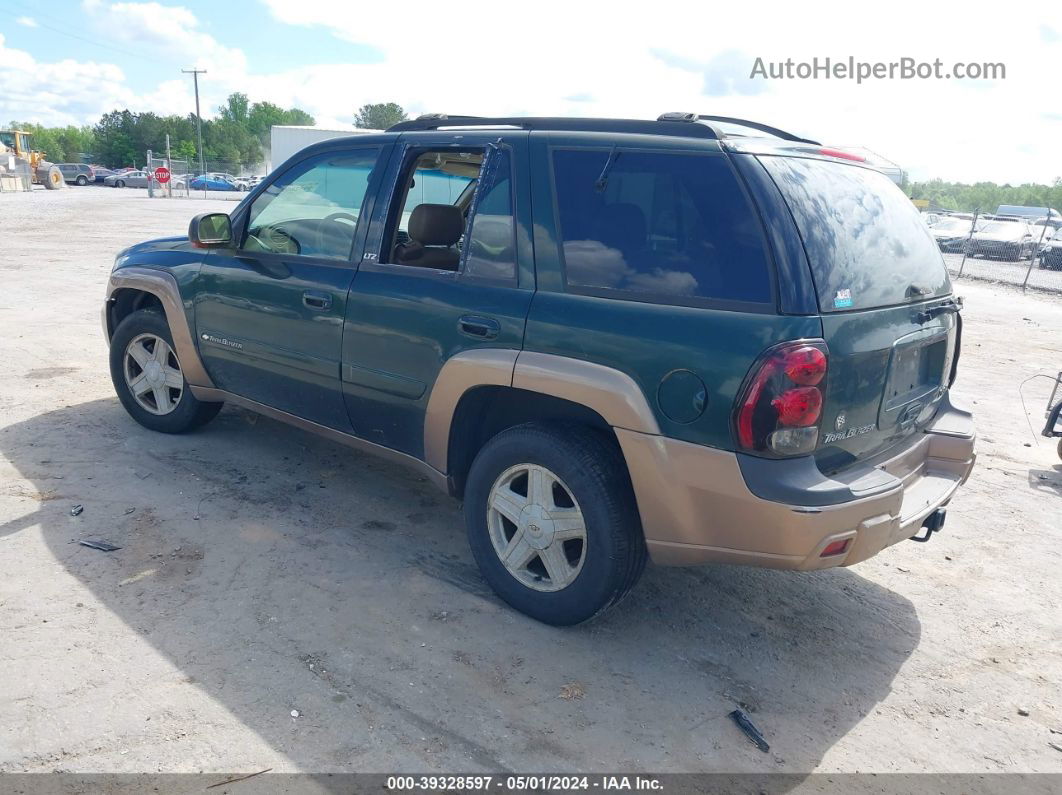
[619,404,975,570]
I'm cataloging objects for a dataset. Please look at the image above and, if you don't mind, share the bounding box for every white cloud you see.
[256,0,1062,184]
[0,33,133,126]
[16,16,38,27]
[88,1,247,76]
[7,0,1061,184]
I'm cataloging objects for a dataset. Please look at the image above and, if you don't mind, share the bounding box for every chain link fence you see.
[145,155,191,197]
[142,154,263,199]
[924,207,1062,294]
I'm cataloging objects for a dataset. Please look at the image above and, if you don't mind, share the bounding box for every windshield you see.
[935,218,971,233]
[760,155,951,312]
[981,221,1020,234]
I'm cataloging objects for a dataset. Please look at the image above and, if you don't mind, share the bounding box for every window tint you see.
[760,156,951,312]
[244,149,377,260]
[552,149,772,304]
[464,148,516,281]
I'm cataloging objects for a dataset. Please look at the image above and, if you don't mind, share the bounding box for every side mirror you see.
[189,212,232,248]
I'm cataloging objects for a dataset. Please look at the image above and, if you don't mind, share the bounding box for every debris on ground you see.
[1017,707,1030,716]
[290,709,300,718]
[78,539,121,552]
[205,769,272,789]
[70,504,83,516]
[729,708,770,753]
[559,683,585,701]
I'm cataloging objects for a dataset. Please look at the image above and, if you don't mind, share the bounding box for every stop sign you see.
[154,166,171,184]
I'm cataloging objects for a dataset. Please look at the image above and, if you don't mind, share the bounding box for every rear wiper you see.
[594,146,621,193]
[916,296,963,324]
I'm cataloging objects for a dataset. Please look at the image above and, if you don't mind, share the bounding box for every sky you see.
[1,0,1059,184]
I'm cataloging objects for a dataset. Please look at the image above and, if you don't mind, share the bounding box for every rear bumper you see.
[619,395,976,569]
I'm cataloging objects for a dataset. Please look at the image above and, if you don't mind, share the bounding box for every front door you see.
[194,145,386,431]
[341,132,534,456]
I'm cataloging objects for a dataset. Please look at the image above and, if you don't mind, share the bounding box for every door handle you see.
[302,290,332,311]
[458,315,501,340]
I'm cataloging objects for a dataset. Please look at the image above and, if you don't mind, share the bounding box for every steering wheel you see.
[247,225,300,255]
[315,212,358,254]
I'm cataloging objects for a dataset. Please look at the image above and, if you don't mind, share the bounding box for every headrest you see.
[408,203,464,246]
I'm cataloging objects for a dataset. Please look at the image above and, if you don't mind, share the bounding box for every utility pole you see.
[181,68,207,176]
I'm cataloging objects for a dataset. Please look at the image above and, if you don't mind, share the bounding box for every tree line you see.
[13,97,1059,211]
[8,92,314,169]
[905,177,1062,214]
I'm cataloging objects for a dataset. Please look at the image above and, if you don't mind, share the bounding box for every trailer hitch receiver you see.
[910,508,947,543]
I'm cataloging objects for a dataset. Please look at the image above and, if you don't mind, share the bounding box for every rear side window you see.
[552,149,772,305]
[760,156,951,312]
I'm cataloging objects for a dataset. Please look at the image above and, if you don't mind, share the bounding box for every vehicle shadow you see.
[1,398,921,776]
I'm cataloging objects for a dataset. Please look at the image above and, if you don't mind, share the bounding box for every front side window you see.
[552,149,772,304]
[244,148,378,260]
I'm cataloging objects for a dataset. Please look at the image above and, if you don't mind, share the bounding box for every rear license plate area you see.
[881,335,948,427]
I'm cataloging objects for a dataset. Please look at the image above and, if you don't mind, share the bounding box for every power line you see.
[0,1,162,64]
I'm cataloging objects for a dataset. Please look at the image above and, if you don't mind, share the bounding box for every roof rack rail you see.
[656,112,820,145]
[386,115,719,139]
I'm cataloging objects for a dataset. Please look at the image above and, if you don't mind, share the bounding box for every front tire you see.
[464,423,647,626]
[109,309,222,433]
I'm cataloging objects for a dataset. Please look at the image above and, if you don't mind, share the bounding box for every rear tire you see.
[464,422,647,626]
[109,309,222,434]
[76,175,88,186]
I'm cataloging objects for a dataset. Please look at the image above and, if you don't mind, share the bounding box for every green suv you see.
[103,113,976,625]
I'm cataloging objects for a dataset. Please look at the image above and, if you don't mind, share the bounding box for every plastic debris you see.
[729,708,770,753]
[70,505,84,516]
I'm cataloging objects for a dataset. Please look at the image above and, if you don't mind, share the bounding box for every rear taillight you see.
[735,341,829,457]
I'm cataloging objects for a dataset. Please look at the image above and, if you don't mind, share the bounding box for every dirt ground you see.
[0,189,1060,778]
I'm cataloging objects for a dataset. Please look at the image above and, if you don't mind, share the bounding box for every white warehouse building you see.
[269,125,382,172]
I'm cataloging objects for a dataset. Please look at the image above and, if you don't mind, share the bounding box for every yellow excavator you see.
[0,129,64,191]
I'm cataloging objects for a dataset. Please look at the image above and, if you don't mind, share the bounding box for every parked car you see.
[56,163,95,186]
[930,216,982,252]
[202,172,249,190]
[104,170,150,188]
[964,219,1037,260]
[102,113,974,625]
[92,167,116,183]
[189,175,240,191]
[1030,224,1056,252]
[1040,234,1062,270]
[246,175,264,188]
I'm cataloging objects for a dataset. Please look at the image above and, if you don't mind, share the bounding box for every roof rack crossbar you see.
[695,115,820,145]
[386,115,719,139]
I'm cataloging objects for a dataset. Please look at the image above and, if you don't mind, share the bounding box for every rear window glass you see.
[760,156,950,312]
[552,149,772,305]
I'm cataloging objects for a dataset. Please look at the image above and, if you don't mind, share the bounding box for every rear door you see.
[340,131,534,457]
[757,154,958,473]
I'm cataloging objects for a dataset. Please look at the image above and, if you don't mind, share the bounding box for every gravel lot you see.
[1,189,1060,779]
[943,251,1062,294]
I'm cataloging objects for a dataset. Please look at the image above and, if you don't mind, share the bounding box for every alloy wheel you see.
[487,463,587,592]
[123,333,184,415]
